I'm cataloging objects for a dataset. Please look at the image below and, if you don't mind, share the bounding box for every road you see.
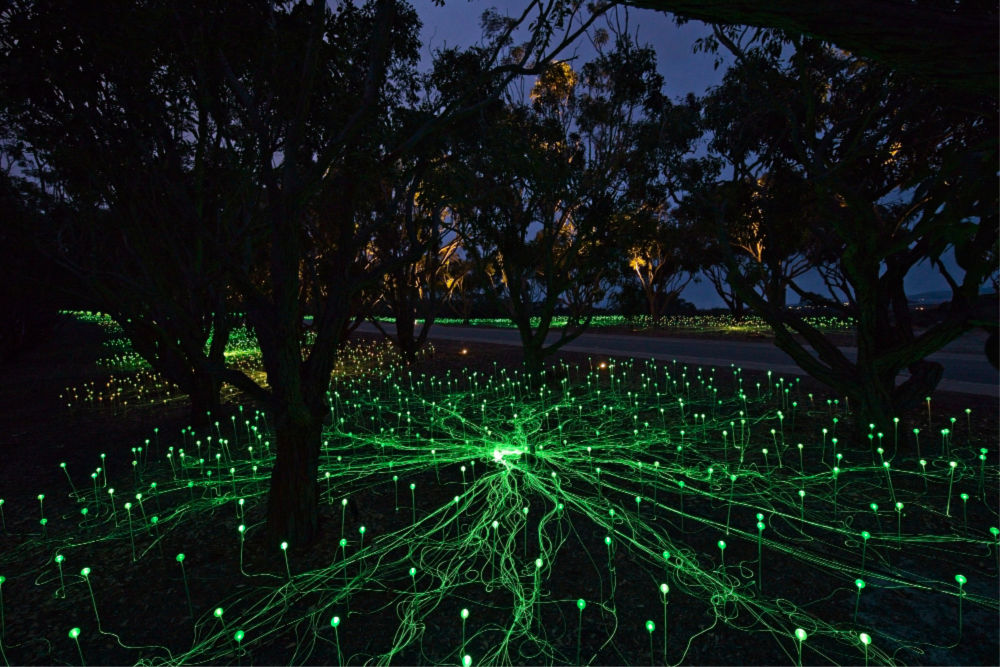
[357,322,999,397]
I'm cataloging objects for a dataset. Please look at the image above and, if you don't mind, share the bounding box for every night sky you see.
[415,0,958,308]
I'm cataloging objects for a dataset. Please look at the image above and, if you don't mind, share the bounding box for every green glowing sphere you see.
[795,628,807,642]
[238,524,245,533]
[535,558,543,569]
[991,527,999,538]
[234,630,244,643]
[0,575,5,584]
[491,520,499,529]
[69,627,80,639]
[577,599,586,611]
[331,616,340,627]
[717,540,726,551]
[81,568,90,577]
[861,531,870,541]
[340,539,347,548]
[38,494,44,501]
[409,567,417,577]
[176,553,185,562]
[895,502,903,511]
[662,550,670,561]
[280,542,288,551]
[869,503,878,512]
[949,461,957,468]
[359,526,366,534]
[659,583,669,595]
[757,521,765,532]
[955,574,967,585]
[755,513,764,521]
[461,608,469,619]
[341,498,348,506]
[214,607,224,618]
[645,620,655,633]
[55,554,64,564]
[855,579,866,590]
[410,483,416,490]
[463,654,472,667]
[604,536,612,546]
[859,632,871,645]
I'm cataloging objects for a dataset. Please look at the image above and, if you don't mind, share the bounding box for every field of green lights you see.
[374,313,856,334]
[0,313,996,666]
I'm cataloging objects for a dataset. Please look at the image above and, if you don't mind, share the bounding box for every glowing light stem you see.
[281,542,293,585]
[340,498,348,543]
[955,574,966,640]
[756,521,765,594]
[60,462,80,499]
[0,575,6,643]
[853,579,865,622]
[660,584,669,665]
[70,627,85,666]
[124,503,136,561]
[330,616,342,667]
[410,484,417,527]
[725,475,736,535]
[576,599,585,666]
[945,462,957,517]
[883,462,896,505]
[177,554,194,623]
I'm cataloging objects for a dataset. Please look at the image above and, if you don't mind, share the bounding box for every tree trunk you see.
[266,412,323,547]
[188,372,221,428]
[395,310,418,363]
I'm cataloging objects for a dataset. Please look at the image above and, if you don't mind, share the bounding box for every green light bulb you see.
[331,616,340,627]
[855,579,866,590]
[861,531,870,541]
[645,620,655,633]
[463,655,472,667]
[81,567,90,577]
[409,567,416,577]
[535,558,543,569]
[717,540,726,550]
[577,599,586,611]
[795,628,807,642]
[859,632,871,645]
[214,607,224,619]
[659,583,669,595]
[234,630,245,643]
[69,627,80,639]
[176,553,185,562]
[955,574,966,585]
[604,536,612,546]
[461,608,469,619]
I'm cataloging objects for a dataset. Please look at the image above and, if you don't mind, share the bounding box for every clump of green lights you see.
[0,313,995,665]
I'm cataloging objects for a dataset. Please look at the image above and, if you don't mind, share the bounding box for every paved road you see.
[357,322,999,397]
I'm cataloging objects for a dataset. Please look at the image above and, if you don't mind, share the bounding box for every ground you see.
[0,314,996,666]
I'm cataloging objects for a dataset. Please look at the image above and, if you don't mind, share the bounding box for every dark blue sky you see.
[414,1,957,307]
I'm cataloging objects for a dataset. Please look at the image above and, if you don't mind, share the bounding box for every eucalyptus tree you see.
[446,36,694,375]
[1,0,244,424]
[699,30,998,431]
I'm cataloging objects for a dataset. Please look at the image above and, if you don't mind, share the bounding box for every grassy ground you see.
[0,315,996,666]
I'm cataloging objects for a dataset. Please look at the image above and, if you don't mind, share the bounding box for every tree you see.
[1,0,241,425]
[624,208,700,325]
[625,0,997,98]
[368,178,456,362]
[700,32,998,432]
[447,37,671,376]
